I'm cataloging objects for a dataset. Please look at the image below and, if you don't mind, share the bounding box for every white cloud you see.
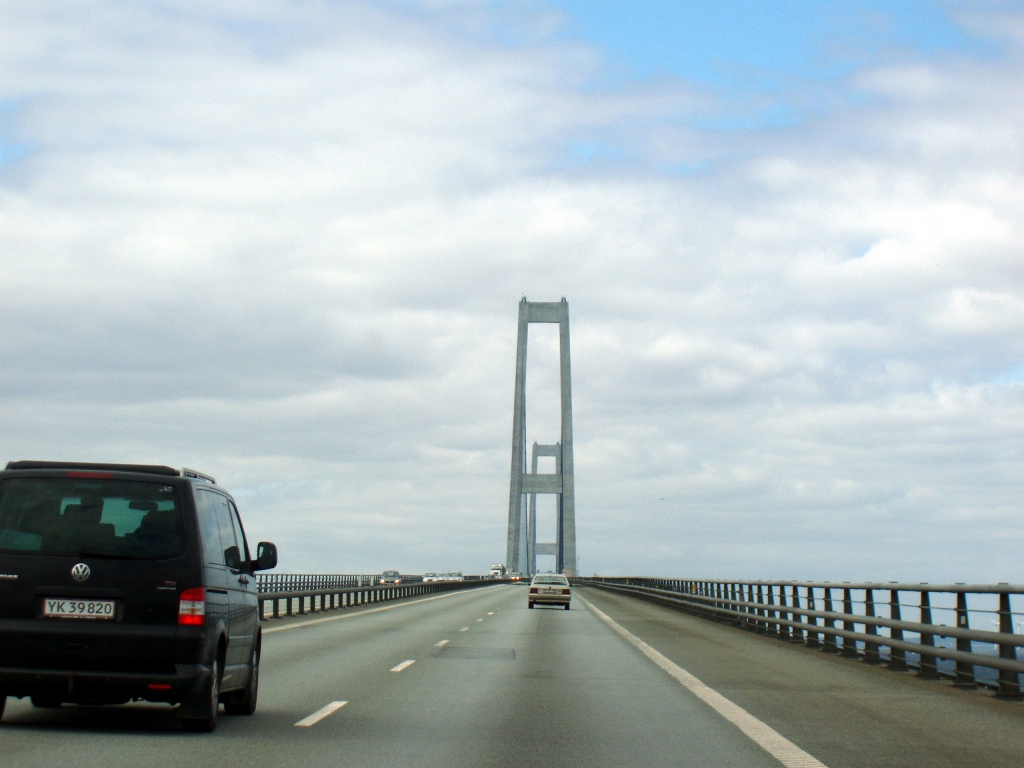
[1,1,1024,581]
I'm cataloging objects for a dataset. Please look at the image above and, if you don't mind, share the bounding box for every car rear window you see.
[0,477,185,559]
[533,576,569,585]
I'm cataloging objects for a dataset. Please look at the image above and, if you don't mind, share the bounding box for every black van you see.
[0,461,278,731]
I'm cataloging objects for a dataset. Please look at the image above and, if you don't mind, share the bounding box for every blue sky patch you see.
[0,143,26,167]
[529,1,1000,159]
[546,1,987,88]
[568,141,625,164]
[991,365,1024,385]
[0,99,25,169]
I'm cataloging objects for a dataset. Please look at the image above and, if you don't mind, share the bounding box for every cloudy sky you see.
[2,1,1023,581]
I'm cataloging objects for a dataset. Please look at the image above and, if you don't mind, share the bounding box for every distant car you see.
[422,572,439,583]
[448,571,463,582]
[380,570,401,585]
[529,574,570,609]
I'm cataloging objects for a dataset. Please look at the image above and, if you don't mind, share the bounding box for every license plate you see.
[43,598,116,620]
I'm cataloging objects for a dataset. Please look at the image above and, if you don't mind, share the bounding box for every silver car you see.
[528,574,570,609]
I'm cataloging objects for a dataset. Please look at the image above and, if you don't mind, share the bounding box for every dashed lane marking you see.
[294,701,348,727]
[476,618,483,622]
[579,595,829,768]
[390,660,416,673]
[435,639,449,647]
[459,627,469,632]
[263,585,504,635]
[487,612,494,615]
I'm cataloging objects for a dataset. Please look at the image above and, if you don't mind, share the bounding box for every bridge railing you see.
[256,573,423,593]
[255,574,501,620]
[576,577,1024,698]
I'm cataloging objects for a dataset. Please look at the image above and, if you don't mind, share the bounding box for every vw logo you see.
[70,563,91,582]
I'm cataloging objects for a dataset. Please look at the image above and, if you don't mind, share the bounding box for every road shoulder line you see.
[578,594,829,768]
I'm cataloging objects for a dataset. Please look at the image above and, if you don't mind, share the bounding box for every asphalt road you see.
[2,584,1023,767]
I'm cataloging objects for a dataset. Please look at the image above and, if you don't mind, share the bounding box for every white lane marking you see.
[390,659,416,673]
[263,585,504,635]
[459,627,469,632]
[294,701,348,727]
[579,595,829,768]
[435,639,449,647]
[487,612,494,615]
[476,618,483,622]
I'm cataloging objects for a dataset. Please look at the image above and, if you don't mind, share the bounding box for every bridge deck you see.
[2,584,1022,767]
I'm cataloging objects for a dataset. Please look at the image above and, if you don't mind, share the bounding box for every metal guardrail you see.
[256,575,503,620]
[576,577,1024,698]
[256,573,489,593]
[256,573,424,593]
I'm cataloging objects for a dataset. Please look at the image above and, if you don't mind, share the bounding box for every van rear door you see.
[0,476,189,674]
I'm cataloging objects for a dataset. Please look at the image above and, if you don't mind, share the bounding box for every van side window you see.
[214,498,242,571]
[195,490,225,567]
[227,501,251,568]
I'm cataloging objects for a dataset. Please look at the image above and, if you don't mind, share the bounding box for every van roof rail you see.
[4,460,180,476]
[181,467,217,485]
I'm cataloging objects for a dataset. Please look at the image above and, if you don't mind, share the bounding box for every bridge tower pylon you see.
[506,297,576,576]
[527,441,562,576]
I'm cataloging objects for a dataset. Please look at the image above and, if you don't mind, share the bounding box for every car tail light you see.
[562,589,570,595]
[178,587,205,626]
[147,683,172,690]
[529,588,538,594]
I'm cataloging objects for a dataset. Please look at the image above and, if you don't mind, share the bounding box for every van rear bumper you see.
[0,617,183,673]
[0,663,211,705]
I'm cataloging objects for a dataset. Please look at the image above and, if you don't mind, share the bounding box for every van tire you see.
[225,643,259,716]
[30,693,62,708]
[180,657,220,732]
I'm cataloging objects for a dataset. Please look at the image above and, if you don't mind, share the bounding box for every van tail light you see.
[562,589,570,595]
[147,683,172,691]
[178,587,206,626]
[529,588,538,594]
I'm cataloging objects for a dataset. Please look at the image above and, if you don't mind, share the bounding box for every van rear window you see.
[0,478,184,559]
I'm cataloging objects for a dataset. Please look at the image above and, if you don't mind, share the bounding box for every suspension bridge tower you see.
[506,298,577,576]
